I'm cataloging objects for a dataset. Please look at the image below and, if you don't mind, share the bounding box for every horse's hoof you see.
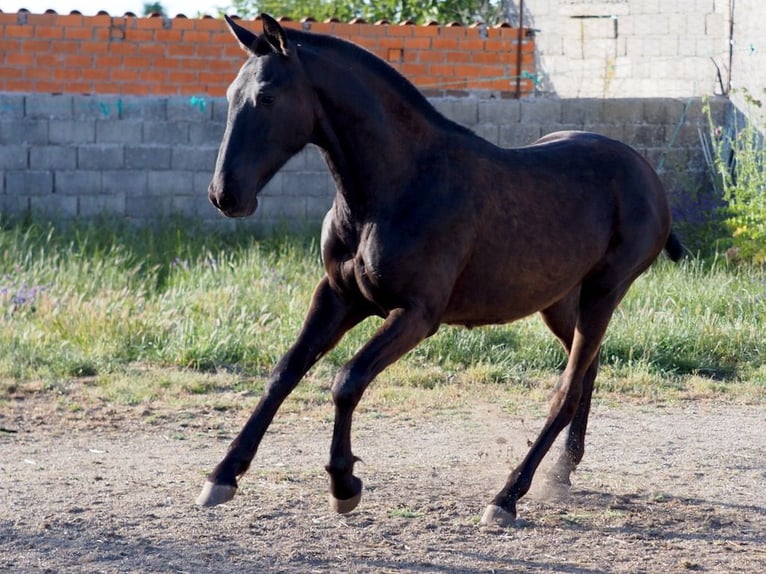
[195,481,237,507]
[330,490,363,514]
[480,504,516,527]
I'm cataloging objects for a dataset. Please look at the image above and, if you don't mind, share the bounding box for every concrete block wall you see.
[523,0,735,98]
[0,93,728,230]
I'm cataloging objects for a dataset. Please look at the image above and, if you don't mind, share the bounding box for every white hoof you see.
[480,504,516,527]
[330,491,363,514]
[195,481,237,507]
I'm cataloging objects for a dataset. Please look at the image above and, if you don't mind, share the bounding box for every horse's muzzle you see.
[208,181,257,218]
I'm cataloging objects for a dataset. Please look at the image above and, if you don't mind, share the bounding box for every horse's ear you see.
[260,13,289,56]
[224,15,259,54]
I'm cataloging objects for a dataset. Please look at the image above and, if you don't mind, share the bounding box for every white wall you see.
[522,0,736,98]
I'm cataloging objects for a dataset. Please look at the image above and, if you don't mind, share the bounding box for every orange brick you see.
[412,26,439,37]
[169,17,196,30]
[22,40,51,52]
[5,26,34,38]
[168,71,197,83]
[95,56,123,67]
[459,38,485,51]
[65,27,93,40]
[80,41,110,54]
[34,26,64,39]
[0,14,20,24]
[0,67,22,79]
[36,53,63,67]
[196,45,223,58]
[124,56,152,68]
[196,18,225,31]
[82,68,110,81]
[403,37,430,50]
[199,71,229,84]
[444,50,473,63]
[55,14,84,27]
[206,84,226,97]
[168,44,195,57]
[136,17,165,29]
[108,43,138,56]
[454,65,481,78]
[93,83,120,94]
[385,25,414,37]
[0,40,21,53]
[141,70,167,83]
[138,43,166,56]
[432,37,459,50]
[429,64,454,77]
[65,55,92,67]
[122,83,151,95]
[437,26,466,38]
[5,53,34,66]
[64,81,92,93]
[35,81,63,93]
[417,50,444,64]
[4,80,35,92]
[400,63,428,77]
[156,29,183,42]
[111,69,139,81]
[51,41,79,54]
[25,68,52,80]
[125,29,155,42]
[54,68,83,80]
[183,30,210,43]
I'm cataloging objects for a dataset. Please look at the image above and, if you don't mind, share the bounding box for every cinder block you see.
[77,145,124,170]
[30,195,78,218]
[96,120,143,144]
[25,94,73,120]
[643,99,686,125]
[73,95,126,120]
[306,195,333,219]
[282,153,306,172]
[0,120,49,145]
[623,123,667,148]
[49,120,96,144]
[259,195,307,220]
[432,98,479,127]
[259,172,284,197]
[5,170,53,195]
[126,195,172,218]
[147,170,194,196]
[126,145,172,169]
[478,99,521,124]
[168,96,213,121]
[170,146,217,171]
[211,98,229,123]
[473,124,500,145]
[561,99,604,126]
[193,172,213,195]
[304,145,327,170]
[120,97,167,121]
[520,99,562,124]
[602,98,645,124]
[282,172,329,197]
[78,194,126,217]
[0,94,25,119]
[0,145,28,169]
[143,121,190,145]
[0,195,30,215]
[102,170,147,196]
[55,170,102,196]
[189,122,225,146]
[30,146,76,170]
[499,123,542,148]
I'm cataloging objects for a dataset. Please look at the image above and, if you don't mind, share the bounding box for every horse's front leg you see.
[324,306,437,513]
[196,277,370,507]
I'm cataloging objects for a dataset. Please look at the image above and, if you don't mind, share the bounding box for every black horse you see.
[201,14,683,526]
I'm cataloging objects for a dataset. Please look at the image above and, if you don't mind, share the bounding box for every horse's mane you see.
[285,27,473,135]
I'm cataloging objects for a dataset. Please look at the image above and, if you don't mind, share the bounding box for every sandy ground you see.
[1,395,764,573]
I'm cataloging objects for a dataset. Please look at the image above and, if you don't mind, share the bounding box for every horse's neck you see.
[302,42,437,215]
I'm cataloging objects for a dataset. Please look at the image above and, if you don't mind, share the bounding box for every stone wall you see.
[0,93,728,229]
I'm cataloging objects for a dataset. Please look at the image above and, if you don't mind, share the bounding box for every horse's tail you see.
[664,230,684,262]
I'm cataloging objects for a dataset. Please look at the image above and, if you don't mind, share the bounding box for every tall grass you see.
[1,218,764,403]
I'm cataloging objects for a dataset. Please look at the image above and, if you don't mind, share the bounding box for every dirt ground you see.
[1,393,764,574]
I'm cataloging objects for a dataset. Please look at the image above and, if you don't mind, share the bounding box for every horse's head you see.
[209,15,317,218]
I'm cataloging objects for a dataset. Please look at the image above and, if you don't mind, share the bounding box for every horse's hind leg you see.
[538,291,600,493]
[196,278,370,507]
[481,277,631,527]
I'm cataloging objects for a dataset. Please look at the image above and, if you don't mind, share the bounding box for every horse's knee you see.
[331,365,364,410]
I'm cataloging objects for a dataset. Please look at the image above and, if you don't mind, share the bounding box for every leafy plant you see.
[703,90,766,264]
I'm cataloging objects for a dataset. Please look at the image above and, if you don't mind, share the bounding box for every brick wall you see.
[0,92,728,232]
[0,13,536,98]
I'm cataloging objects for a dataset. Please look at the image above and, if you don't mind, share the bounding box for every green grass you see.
[1,217,764,411]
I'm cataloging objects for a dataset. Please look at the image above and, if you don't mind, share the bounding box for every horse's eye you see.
[257,93,275,107]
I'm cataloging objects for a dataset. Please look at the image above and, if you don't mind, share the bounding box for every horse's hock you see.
[0,92,728,229]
